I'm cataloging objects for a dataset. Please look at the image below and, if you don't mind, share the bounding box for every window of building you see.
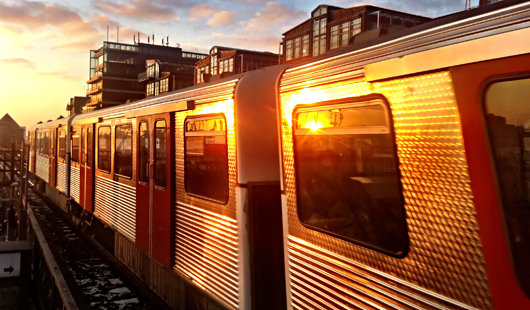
[59,129,66,159]
[330,25,340,50]
[293,37,301,58]
[185,115,229,203]
[160,78,169,93]
[302,35,310,57]
[484,76,530,295]
[285,39,293,61]
[340,22,349,47]
[115,124,132,178]
[71,131,80,163]
[147,83,154,96]
[211,54,218,75]
[312,7,327,18]
[313,18,327,56]
[293,99,408,256]
[154,81,160,96]
[351,17,362,36]
[155,120,167,189]
[98,126,111,173]
[229,58,234,72]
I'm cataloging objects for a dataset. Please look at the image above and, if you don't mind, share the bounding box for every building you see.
[66,96,90,116]
[86,41,206,112]
[281,5,431,63]
[0,114,25,148]
[195,46,278,85]
[139,59,195,98]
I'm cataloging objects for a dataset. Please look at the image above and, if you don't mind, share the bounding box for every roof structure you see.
[0,114,21,129]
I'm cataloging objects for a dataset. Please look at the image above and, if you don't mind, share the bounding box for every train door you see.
[135,113,174,268]
[79,124,95,212]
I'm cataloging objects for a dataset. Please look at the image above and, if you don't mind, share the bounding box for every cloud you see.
[0,1,102,51]
[94,0,180,23]
[0,58,36,68]
[241,2,306,34]
[188,4,216,21]
[207,11,237,27]
[35,71,84,80]
[211,33,280,53]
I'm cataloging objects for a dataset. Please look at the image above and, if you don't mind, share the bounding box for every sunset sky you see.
[0,0,478,128]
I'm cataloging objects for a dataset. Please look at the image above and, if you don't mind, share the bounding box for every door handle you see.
[149,163,154,178]
[146,163,150,179]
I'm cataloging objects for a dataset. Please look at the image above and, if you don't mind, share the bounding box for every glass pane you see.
[155,120,167,189]
[59,130,66,159]
[485,77,530,293]
[294,103,407,256]
[139,122,149,184]
[185,116,229,203]
[115,124,133,178]
[72,131,80,163]
[98,126,111,173]
[81,128,85,166]
[296,105,387,130]
[87,128,93,169]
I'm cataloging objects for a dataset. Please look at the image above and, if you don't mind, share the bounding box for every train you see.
[27,1,530,309]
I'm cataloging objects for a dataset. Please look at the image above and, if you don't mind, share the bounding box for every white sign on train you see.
[0,252,21,278]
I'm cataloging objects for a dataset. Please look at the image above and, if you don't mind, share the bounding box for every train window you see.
[44,131,50,156]
[485,77,530,294]
[98,126,111,173]
[155,119,167,189]
[81,128,85,165]
[87,127,93,169]
[115,124,133,178]
[71,132,80,163]
[293,100,408,256]
[138,122,149,184]
[184,115,229,203]
[59,129,66,159]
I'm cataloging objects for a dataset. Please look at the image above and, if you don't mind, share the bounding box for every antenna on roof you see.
[117,26,119,43]
[134,35,136,44]
[148,36,150,44]
[106,25,109,42]
[162,38,164,46]
[152,34,154,44]
[138,32,140,43]
[167,36,169,46]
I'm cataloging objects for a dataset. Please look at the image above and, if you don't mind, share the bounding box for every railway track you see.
[27,188,166,310]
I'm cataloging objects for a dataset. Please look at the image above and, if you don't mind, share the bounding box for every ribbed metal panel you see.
[35,155,49,183]
[175,202,239,310]
[279,71,492,310]
[94,175,136,242]
[70,166,80,202]
[56,162,66,193]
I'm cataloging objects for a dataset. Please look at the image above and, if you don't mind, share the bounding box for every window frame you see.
[291,95,408,258]
[97,125,112,174]
[184,113,229,205]
[481,71,530,297]
[154,118,168,190]
[114,123,133,179]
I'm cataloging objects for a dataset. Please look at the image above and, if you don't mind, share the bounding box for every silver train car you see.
[28,1,530,309]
